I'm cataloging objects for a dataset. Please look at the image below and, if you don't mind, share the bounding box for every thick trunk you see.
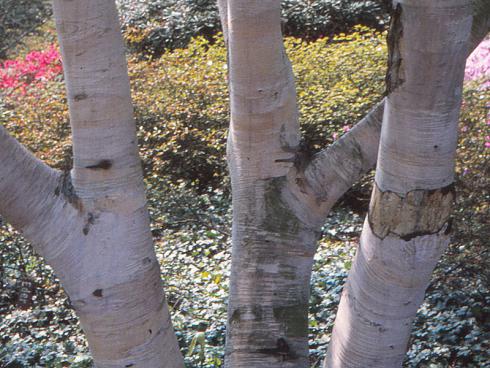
[0,0,184,366]
[51,1,184,366]
[325,1,472,367]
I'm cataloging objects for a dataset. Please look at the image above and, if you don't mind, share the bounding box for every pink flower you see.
[465,37,490,88]
[0,44,62,93]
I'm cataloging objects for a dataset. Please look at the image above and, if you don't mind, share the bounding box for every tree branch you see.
[0,125,79,252]
[300,101,384,210]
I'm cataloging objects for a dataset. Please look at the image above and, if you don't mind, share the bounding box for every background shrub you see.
[118,0,389,55]
[129,27,386,192]
[0,0,51,60]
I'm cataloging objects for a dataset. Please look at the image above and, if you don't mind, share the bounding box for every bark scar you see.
[256,338,297,361]
[55,171,83,212]
[368,183,455,240]
[86,159,112,170]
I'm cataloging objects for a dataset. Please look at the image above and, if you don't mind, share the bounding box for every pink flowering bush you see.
[464,37,490,89]
[0,45,63,95]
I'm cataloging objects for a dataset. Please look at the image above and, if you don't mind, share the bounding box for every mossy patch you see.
[273,304,308,338]
[262,177,301,236]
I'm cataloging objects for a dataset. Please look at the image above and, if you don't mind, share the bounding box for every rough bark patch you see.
[385,2,404,95]
[257,338,296,360]
[368,183,455,240]
[55,171,83,211]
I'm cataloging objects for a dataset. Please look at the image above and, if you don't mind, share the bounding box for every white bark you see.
[325,1,473,367]
[0,0,184,366]
[223,1,315,367]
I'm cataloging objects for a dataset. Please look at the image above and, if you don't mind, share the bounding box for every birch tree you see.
[325,1,480,366]
[218,1,488,367]
[0,0,183,367]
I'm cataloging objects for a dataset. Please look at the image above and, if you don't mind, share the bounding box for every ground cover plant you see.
[0,27,489,367]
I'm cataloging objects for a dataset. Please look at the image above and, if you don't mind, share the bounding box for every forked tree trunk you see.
[223,1,312,366]
[325,1,473,367]
[222,2,384,367]
[0,1,183,367]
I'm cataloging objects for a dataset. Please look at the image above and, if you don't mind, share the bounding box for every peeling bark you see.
[385,3,404,95]
[368,183,455,240]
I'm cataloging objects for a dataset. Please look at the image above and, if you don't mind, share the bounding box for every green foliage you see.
[118,0,388,55]
[281,0,389,39]
[128,28,386,192]
[1,29,489,367]
[0,0,51,59]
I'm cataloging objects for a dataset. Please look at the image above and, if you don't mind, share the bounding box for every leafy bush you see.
[281,0,389,39]
[464,37,490,89]
[118,0,389,55]
[1,28,489,367]
[129,27,386,191]
[0,0,52,59]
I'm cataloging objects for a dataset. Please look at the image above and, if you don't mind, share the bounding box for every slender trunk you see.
[223,1,317,366]
[325,1,473,366]
[222,2,385,367]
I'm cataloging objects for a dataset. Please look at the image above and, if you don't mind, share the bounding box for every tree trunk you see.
[221,2,385,367]
[223,2,312,366]
[325,1,473,367]
[0,1,184,367]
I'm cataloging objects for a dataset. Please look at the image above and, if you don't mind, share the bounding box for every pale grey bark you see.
[324,1,473,367]
[0,0,184,366]
[223,1,311,366]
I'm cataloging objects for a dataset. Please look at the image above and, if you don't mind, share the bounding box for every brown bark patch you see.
[263,177,302,235]
[92,289,103,298]
[86,159,112,170]
[56,171,83,211]
[385,3,404,95]
[273,304,308,338]
[368,183,455,240]
[257,338,297,361]
[74,92,88,101]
